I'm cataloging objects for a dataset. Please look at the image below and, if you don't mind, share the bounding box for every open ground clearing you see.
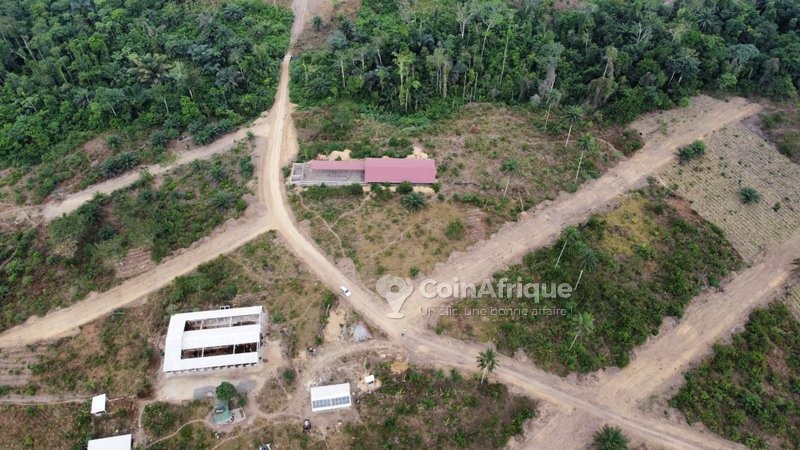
[0,397,137,449]
[757,103,800,164]
[661,121,800,261]
[291,184,478,286]
[438,184,742,374]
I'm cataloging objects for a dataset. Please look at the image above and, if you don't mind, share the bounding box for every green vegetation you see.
[477,347,498,384]
[441,184,742,374]
[672,303,800,449]
[0,148,252,331]
[215,382,237,401]
[293,0,799,124]
[593,425,629,450]
[740,186,762,204]
[400,191,427,211]
[143,401,208,439]
[760,108,800,161]
[677,141,706,163]
[1,0,292,200]
[345,364,536,449]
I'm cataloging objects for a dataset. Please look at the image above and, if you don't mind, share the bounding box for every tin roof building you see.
[163,306,266,374]
[310,383,352,412]
[87,434,132,450]
[290,158,435,186]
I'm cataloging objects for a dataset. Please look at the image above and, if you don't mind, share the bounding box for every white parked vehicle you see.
[339,286,352,297]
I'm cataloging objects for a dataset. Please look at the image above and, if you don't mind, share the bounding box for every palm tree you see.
[569,311,595,350]
[401,192,426,211]
[129,53,171,85]
[573,243,598,290]
[574,134,596,183]
[593,425,629,450]
[554,226,580,268]
[477,348,498,384]
[564,105,584,148]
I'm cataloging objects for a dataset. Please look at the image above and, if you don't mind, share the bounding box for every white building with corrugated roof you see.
[310,383,352,412]
[163,306,266,374]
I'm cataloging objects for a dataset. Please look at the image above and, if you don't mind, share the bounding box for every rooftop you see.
[90,393,107,415]
[87,434,132,450]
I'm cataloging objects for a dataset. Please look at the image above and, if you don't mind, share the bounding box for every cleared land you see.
[661,121,800,261]
[437,185,742,374]
[13,232,334,398]
[0,145,255,332]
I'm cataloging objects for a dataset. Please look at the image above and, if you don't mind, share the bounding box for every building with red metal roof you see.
[290,157,436,186]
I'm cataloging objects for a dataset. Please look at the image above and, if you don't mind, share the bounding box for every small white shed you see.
[90,394,107,415]
[310,383,351,412]
[87,434,132,450]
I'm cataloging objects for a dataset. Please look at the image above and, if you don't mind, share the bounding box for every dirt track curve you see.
[0,1,782,447]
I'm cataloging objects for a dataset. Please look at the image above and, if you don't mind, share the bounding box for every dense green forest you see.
[292,0,800,124]
[673,303,800,449]
[0,0,291,198]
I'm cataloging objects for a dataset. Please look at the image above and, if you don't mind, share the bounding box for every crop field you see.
[660,122,800,262]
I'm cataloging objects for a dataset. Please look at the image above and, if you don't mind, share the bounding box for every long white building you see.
[163,306,266,374]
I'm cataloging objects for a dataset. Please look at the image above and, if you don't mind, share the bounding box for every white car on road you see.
[339,286,352,297]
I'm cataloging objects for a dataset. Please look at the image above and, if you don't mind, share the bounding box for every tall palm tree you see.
[564,105,583,148]
[573,243,598,290]
[574,134,596,183]
[477,348,498,384]
[130,53,171,85]
[593,425,629,450]
[569,311,595,350]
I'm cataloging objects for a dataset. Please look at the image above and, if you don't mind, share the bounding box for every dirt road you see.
[18,116,271,222]
[256,49,756,447]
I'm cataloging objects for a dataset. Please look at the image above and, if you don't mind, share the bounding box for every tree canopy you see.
[292,0,800,124]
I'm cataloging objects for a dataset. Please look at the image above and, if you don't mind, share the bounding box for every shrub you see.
[739,187,761,204]
[401,192,426,211]
[100,152,139,178]
[445,219,465,240]
[396,181,413,194]
[593,425,629,450]
[677,141,706,163]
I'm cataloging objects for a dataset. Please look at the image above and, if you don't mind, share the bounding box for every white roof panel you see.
[163,306,264,373]
[87,434,132,450]
[90,394,107,414]
[181,324,261,350]
[310,383,352,412]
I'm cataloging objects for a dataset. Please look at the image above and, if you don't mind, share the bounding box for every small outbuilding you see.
[87,434,132,450]
[310,383,352,412]
[214,400,233,424]
[90,394,107,415]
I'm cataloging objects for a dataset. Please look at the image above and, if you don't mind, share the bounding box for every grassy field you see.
[294,102,626,222]
[672,302,800,449]
[660,122,800,262]
[291,102,634,284]
[343,364,535,449]
[758,104,800,163]
[438,183,743,374]
[0,397,137,450]
[0,143,254,332]
[290,184,477,286]
[23,232,334,397]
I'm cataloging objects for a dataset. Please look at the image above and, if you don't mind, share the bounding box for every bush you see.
[678,141,706,163]
[396,181,413,194]
[100,152,140,178]
[739,187,761,204]
[401,192,426,211]
[593,425,629,450]
[445,219,465,241]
